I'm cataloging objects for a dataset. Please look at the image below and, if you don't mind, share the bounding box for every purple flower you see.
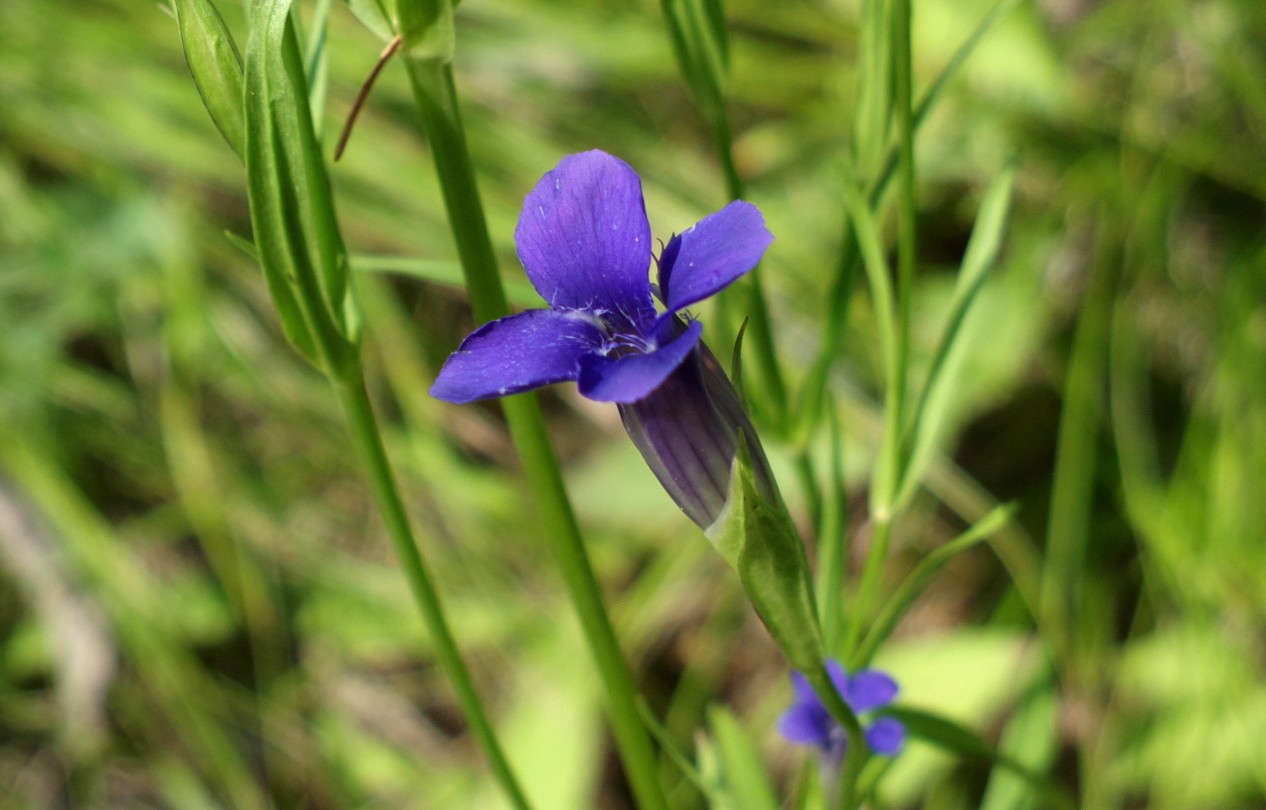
[430,150,771,405]
[430,150,776,527]
[778,660,906,765]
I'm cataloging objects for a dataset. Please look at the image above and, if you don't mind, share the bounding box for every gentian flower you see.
[778,660,906,767]
[430,150,776,528]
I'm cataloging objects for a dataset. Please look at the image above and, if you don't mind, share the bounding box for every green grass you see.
[1,0,1264,807]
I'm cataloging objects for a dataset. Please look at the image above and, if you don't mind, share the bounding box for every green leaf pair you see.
[173,0,362,374]
[244,0,360,374]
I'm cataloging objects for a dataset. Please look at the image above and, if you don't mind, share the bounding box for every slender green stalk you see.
[403,58,668,810]
[838,175,899,511]
[815,409,848,653]
[798,0,1018,442]
[1040,216,1115,674]
[803,664,866,810]
[851,505,1014,668]
[841,0,919,663]
[843,517,892,657]
[333,370,531,810]
[836,173,901,655]
[708,111,787,429]
[795,451,824,538]
[891,0,916,458]
[709,108,744,204]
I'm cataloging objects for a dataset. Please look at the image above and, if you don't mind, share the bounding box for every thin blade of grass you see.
[896,164,1015,506]
[304,0,334,132]
[706,706,780,810]
[799,0,1022,440]
[850,504,1015,669]
[884,706,1075,810]
[838,171,899,516]
[979,673,1060,810]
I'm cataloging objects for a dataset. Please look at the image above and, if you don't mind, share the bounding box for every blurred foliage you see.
[1,0,1264,807]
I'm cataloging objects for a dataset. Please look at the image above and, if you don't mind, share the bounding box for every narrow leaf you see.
[660,0,727,119]
[245,0,360,371]
[884,706,1075,809]
[707,706,779,810]
[172,0,246,158]
[305,0,334,130]
[980,676,1059,810]
[224,230,258,260]
[851,505,1015,668]
[897,165,1015,506]
[839,171,900,515]
[635,699,708,795]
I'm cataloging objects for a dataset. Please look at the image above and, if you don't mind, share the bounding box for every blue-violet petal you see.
[843,669,899,713]
[515,150,655,325]
[778,703,832,748]
[863,718,906,756]
[429,309,604,404]
[658,200,773,315]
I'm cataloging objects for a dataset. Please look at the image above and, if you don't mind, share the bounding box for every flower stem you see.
[814,410,849,654]
[846,0,917,664]
[843,516,892,657]
[892,0,917,445]
[403,58,669,810]
[332,369,531,810]
[803,663,866,810]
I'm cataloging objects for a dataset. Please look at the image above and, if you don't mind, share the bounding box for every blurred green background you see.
[2,0,1264,807]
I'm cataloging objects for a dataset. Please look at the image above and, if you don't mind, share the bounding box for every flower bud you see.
[617,338,776,529]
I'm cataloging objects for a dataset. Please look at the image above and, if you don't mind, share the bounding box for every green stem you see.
[843,516,892,657]
[795,451,823,539]
[891,0,916,466]
[838,0,917,663]
[403,57,668,810]
[814,410,848,654]
[1040,216,1115,675]
[851,505,1014,669]
[803,664,866,810]
[709,109,787,429]
[333,370,531,810]
[799,0,1016,443]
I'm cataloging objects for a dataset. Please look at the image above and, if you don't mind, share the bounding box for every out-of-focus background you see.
[2,0,1264,807]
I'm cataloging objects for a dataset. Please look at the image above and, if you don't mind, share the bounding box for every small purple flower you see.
[430,150,776,527]
[778,660,906,766]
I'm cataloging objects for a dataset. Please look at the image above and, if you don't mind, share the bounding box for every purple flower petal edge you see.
[844,669,899,713]
[514,150,655,325]
[658,200,773,315]
[778,703,832,748]
[864,717,906,756]
[429,309,603,404]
